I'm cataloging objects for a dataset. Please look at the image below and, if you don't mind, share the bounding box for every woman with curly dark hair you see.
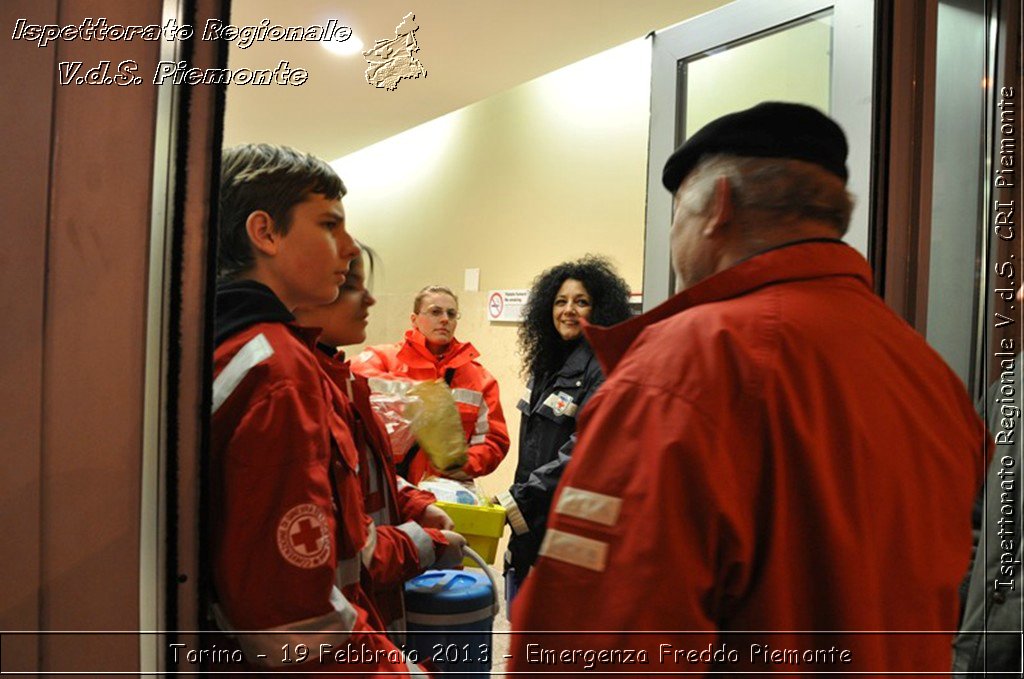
[495,255,632,600]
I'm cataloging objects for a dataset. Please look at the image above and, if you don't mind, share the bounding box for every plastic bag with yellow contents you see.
[406,379,469,472]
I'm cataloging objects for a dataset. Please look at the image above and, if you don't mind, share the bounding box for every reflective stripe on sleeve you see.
[365,450,380,495]
[452,388,483,407]
[469,434,487,446]
[554,487,623,527]
[538,529,608,572]
[335,555,361,588]
[360,521,378,568]
[367,376,412,396]
[473,400,490,435]
[369,507,389,526]
[211,333,274,414]
[496,491,529,535]
[212,586,358,667]
[397,520,435,568]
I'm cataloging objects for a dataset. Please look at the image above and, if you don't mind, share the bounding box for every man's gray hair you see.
[677,154,854,235]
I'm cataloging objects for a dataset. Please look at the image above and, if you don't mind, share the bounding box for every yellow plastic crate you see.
[434,501,506,566]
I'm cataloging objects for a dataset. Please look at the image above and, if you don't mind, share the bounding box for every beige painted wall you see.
[332,40,653,524]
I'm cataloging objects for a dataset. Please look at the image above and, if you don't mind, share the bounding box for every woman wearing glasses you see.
[352,285,510,483]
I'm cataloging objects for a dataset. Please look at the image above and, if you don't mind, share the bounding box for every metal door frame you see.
[643,0,875,309]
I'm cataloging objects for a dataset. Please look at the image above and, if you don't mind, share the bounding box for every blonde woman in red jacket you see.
[352,285,510,483]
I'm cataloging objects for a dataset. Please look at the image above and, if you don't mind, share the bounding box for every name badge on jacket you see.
[543,391,578,417]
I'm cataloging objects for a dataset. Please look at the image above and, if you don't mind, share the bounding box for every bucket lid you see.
[404,569,493,615]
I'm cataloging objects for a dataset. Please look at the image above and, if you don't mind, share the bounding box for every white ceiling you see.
[223,0,729,161]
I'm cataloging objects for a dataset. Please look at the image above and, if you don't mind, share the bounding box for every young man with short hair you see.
[211,143,463,674]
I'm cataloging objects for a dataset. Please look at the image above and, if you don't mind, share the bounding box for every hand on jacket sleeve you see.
[435,530,468,568]
[364,521,451,585]
[395,477,438,522]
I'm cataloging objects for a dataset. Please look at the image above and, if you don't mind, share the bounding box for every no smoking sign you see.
[487,290,529,322]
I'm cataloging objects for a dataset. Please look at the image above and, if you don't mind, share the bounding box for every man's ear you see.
[245,211,279,256]
[410,312,419,328]
[704,176,734,236]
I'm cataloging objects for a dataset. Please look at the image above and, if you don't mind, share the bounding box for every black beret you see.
[662,101,848,192]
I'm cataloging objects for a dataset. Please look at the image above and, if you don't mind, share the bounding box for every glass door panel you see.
[683,11,833,138]
[645,0,874,309]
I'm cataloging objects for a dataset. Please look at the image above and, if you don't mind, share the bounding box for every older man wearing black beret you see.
[508,102,989,674]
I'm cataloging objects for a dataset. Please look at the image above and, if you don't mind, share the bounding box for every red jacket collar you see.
[398,328,480,370]
[290,322,325,350]
[585,240,873,374]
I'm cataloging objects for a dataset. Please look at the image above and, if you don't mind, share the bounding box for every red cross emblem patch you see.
[551,391,574,416]
[276,503,331,569]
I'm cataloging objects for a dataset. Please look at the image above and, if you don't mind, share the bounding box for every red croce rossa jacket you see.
[352,328,509,483]
[314,344,447,638]
[509,241,989,675]
[211,281,445,675]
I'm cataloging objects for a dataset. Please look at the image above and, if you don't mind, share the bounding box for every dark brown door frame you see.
[167,0,230,667]
[870,0,939,330]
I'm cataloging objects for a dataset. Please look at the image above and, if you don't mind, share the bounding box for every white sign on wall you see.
[487,289,529,322]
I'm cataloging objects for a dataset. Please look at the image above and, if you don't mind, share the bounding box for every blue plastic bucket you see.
[404,548,499,677]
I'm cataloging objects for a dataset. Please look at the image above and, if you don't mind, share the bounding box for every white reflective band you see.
[212,586,357,667]
[473,400,490,435]
[554,487,623,527]
[397,520,435,568]
[396,476,413,491]
[369,507,390,527]
[452,388,483,406]
[367,376,412,396]
[539,529,608,572]
[211,333,274,414]
[497,491,529,535]
[366,452,380,495]
[520,387,531,402]
[469,434,487,446]
[360,521,378,568]
[335,555,361,588]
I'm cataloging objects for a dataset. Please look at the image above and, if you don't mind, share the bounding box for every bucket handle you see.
[420,571,459,593]
[462,546,502,619]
